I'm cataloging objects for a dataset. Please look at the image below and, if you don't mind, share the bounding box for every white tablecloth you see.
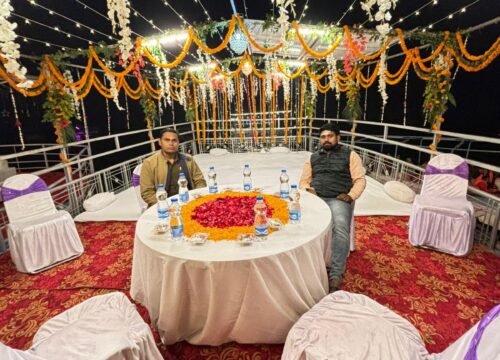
[130,189,332,345]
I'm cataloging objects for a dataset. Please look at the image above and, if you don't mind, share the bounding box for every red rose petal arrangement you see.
[181,192,289,241]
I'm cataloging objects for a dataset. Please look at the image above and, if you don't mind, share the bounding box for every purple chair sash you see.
[425,161,469,179]
[1,178,48,202]
[132,174,140,187]
[464,304,500,360]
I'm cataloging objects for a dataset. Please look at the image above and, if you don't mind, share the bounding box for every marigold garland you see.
[181,192,289,241]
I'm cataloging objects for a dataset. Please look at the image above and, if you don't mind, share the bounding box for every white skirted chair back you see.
[132,164,147,212]
[439,304,500,360]
[2,174,56,223]
[408,154,474,256]
[282,291,429,360]
[1,174,84,273]
[1,292,163,360]
[421,153,469,198]
[282,292,499,360]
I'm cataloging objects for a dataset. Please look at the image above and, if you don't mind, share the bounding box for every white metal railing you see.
[0,117,498,251]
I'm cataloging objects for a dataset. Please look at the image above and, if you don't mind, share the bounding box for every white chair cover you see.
[438,304,500,360]
[409,154,474,256]
[30,292,163,360]
[2,174,84,273]
[0,343,45,360]
[282,291,428,360]
[132,165,147,213]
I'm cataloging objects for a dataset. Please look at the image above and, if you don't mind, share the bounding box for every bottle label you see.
[179,191,189,203]
[255,224,269,237]
[289,210,300,222]
[171,224,184,239]
[157,208,168,219]
[244,183,252,191]
[280,191,289,199]
[209,185,218,194]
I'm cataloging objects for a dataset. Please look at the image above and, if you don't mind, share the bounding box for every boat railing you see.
[0,118,498,252]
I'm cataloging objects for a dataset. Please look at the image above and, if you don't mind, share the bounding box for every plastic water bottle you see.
[289,185,301,224]
[156,184,169,228]
[178,172,189,204]
[280,169,290,199]
[254,196,269,240]
[169,198,184,241]
[243,164,252,191]
[208,166,218,194]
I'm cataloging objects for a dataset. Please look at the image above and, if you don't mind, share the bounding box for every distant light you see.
[415,11,420,15]
[90,29,95,34]
[399,18,403,22]
[67,34,71,38]
[76,23,81,28]
[448,14,453,19]
[23,38,28,42]
[55,26,60,31]
[25,19,31,24]
[428,24,433,29]
[461,7,466,13]
[45,42,50,47]
[433,0,438,4]
[349,5,353,10]
[305,5,309,9]
[49,10,53,15]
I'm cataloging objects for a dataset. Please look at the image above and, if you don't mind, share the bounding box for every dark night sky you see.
[0,0,499,148]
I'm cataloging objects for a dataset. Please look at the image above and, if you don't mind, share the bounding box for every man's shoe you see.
[328,277,343,293]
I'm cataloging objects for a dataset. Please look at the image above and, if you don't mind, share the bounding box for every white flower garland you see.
[0,0,32,88]
[275,0,296,43]
[309,76,318,105]
[63,70,82,121]
[104,63,124,110]
[378,49,388,116]
[107,0,134,64]
[265,57,274,100]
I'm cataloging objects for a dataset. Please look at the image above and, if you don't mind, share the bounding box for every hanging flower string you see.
[0,0,32,88]
[9,87,25,150]
[107,0,134,65]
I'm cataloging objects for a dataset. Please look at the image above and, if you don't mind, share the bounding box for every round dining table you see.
[130,187,332,345]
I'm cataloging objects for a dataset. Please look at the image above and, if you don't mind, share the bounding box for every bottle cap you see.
[244,164,249,167]
[156,184,164,189]
[171,198,178,203]
[281,169,286,172]
[209,166,214,170]
[179,172,185,177]
[291,184,297,189]
[256,196,263,201]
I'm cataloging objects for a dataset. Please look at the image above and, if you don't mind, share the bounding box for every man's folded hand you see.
[336,193,353,204]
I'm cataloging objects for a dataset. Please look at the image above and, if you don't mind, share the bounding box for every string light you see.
[129,5,167,33]
[10,88,26,150]
[162,1,190,26]
[403,71,408,126]
[336,0,358,26]
[104,76,112,135]
[18,35,75,50]
[124,93,130,130]
[425,0,481,30]
[364,66,370,120]
[27,0,114,41]
[13,13,98,45]
[299,0,310,22]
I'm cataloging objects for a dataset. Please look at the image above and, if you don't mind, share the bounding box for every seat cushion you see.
[83,192,116,212]
[383,181,416,203]
[209,148,229,156]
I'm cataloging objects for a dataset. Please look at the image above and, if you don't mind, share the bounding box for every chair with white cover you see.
[438,304,499,360]
[1,174,84,273]
[282,291,429,360]
[132,164,147,213]
[1,292,163,360]
[408,153,475,256]
[282,292,499,360]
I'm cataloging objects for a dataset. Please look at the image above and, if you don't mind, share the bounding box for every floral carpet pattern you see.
[0,217,498,359]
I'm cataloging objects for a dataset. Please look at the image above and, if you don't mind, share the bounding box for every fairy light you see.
[403,71,408,126]
[23,0,115,42]
[364,66,370,120]
[129,5,168,32]
[19,35,76,50]
[336,0,358,26]
[104,76,111,135]
[425,0,481,30]
[124,93,130,130]
[299,0,310,22]
[13,13,100,45]
[10,88,25,150]
[162,1,190,26]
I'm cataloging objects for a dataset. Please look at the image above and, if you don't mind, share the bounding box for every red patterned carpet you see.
[0,217,499,359]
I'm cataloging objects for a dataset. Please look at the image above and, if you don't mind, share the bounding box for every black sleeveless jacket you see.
[311,145,352,198]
